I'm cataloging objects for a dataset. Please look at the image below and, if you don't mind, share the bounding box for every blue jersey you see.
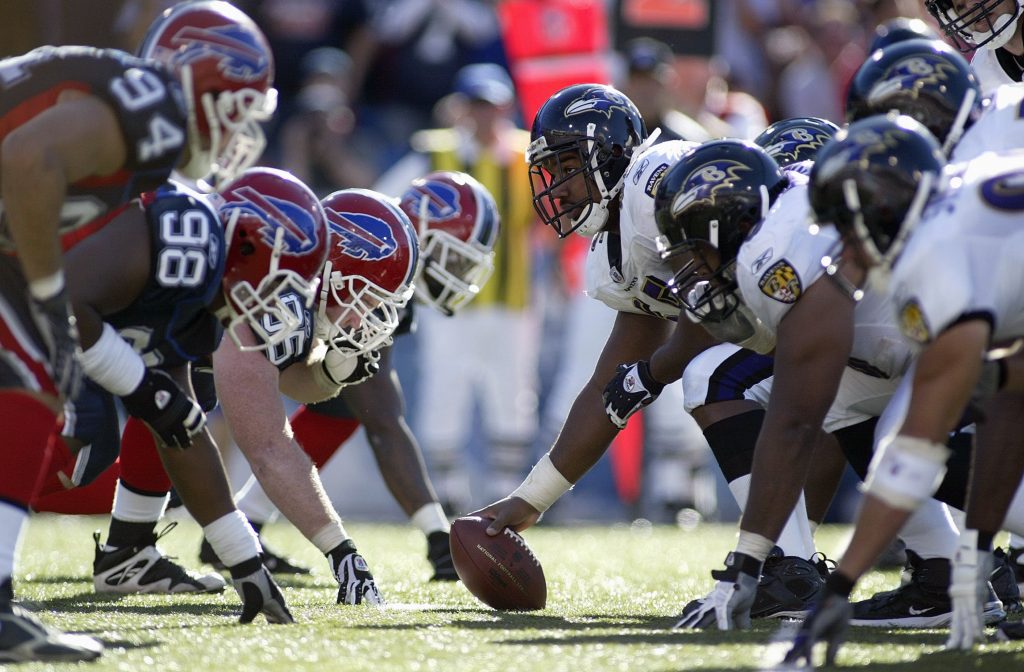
[106,183,225,369]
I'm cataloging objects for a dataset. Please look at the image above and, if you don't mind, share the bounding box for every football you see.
[449,516,546,611]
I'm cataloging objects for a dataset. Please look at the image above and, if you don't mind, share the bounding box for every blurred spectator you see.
[358,0,505,173]
[276,48,375,193]
[704,58,770,139]
[376,63,541,513]
[620,38,713,143]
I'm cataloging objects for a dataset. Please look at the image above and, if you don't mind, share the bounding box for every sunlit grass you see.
[11,515,1023,671]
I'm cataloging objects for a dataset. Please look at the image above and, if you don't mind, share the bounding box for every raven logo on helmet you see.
[168,24,270,83]
[564,88,634,119]
[762,130,832,166]
[400,182,462,223]
[869,55,959,105]
[326,210,399,262]
[816,127,912,182]
[221,185,319,255]
[671,160,754,216]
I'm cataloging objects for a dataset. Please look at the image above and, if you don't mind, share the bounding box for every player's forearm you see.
[365,421,436,516]
[2,135,67,283]
[548,381,619,484]
[648,319,716,384]
[243,436,341,540]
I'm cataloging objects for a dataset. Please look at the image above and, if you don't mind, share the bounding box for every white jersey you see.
[970,46,1021,96]
[736,182,915,379]
[891,152,1024,346]
[952,83,1024,161]
[585,140,697,319]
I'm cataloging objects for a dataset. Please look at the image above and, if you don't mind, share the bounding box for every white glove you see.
[674,552,760,630]
[945,531,993,651]
[330,542,385,606]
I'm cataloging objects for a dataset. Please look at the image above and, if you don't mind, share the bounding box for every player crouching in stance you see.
[784,115,1024,663]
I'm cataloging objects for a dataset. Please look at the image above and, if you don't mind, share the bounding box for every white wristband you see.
[78,323,146,396]
[510,454,573,513]
[28,270,65,300]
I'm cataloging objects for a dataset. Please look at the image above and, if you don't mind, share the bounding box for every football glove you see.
[27,286,83,401]
[945,532,993,651]
[329,541,384,605]
[603,360,665,429]
[120,369,206,449]
[232,564,294,624]
[674,552,761,630]
[782,590,852,668]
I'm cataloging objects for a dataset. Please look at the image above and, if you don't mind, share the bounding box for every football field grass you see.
[11,515,1024,671]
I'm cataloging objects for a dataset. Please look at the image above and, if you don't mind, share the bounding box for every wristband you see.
[28,270,66,300]
[510,454,573,513]
[79,323,146,396]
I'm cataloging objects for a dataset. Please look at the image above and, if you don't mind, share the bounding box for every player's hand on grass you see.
[945,532,992,651]
[472,497,541,536]
[232,564,294,624]
[781,590,852,668]
[674,552,760,630]
[329,540,385,606]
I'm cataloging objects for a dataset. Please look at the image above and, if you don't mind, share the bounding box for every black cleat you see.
[996,620,1024,642]
[427,531,458,581]
[94,527,225,594]
[992,548,1022,614]
[750,547,825,619]
[851,550,1004,627]
[0,601,103,663]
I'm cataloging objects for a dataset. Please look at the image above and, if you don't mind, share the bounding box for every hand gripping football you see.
[449,516,546,610]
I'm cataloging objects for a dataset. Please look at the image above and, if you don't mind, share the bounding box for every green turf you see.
[10,515,1024,671]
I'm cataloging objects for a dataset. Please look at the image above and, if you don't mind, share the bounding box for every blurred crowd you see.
[0,0,942,523]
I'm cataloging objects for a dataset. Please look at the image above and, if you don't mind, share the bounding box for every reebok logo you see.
[907,606,932,616]
[107,560,146,585]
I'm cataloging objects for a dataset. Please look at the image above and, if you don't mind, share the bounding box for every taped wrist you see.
[28,271,65,300]
[510,454,573,512]
[79,323,146,396]
[861,435,951,511]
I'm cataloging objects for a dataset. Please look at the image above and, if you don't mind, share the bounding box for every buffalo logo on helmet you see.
[400,182,462,223]
[564,87,633,119]
[869,54,959,104]
[222,185,319,255]
[325,209,400,261]
[169,24,270,83]
[671,160,753,216]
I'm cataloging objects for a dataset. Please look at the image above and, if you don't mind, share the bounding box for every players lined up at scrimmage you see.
[7,0,1024,667]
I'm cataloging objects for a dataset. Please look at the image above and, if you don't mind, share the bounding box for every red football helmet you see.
[317,189,419,356]
[139,0,277,183]
[214,168,328,351]
[398,171,500,316]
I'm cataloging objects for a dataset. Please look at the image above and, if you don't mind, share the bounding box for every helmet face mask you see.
[527,84,648,238]
[140,0,277,183]
[664,242,741,323]
[398,171,499,316]
[925,0,1024,51]
[317,189,419,357]
[215,168,329,352]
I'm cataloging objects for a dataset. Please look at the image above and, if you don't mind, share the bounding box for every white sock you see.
[111,482,168,523]
[900,498,959,560]
[311,522,350,555]
[996,479,1024,546]
[411,503,449,536]
[0,502,28,585]
[203,510,261,567]
[235,476,280,526]
[728,475,816,559]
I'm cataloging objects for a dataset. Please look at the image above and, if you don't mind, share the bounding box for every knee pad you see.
[862,435,952,511]
[703,409,765,483]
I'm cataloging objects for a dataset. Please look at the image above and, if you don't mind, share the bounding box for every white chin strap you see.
[969,5,1023,49]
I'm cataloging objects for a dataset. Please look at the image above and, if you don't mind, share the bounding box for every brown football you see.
[449,516,546,611]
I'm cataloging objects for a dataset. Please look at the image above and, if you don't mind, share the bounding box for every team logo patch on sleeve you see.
[644,163,670,197]
[898,298,931,343]
[758,260,801,303]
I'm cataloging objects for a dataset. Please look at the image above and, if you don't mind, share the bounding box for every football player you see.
[0,0,273,661]
[207,171,500,582]
[784,116,1024,662]
[926,0,1024,93]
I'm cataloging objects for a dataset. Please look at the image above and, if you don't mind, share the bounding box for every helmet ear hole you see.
[240,241,255,257]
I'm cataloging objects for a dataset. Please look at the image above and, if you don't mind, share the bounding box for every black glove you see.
[339,350,380,386]
[602,360,665,429]
[782,589,853,667]
[27,287,83,400]
[120,368,206,449]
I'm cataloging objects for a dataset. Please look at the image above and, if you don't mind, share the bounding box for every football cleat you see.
[996,620,1024,642]
[851,550,1004,627]
[991,548,1022,614]
[1008,546,1024,592]
[232,563,295,624]
[0,601,103,663]
[427,531,458,581]
[199,536,311,575]
[93,528,226,594]
[749,547,826,619]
